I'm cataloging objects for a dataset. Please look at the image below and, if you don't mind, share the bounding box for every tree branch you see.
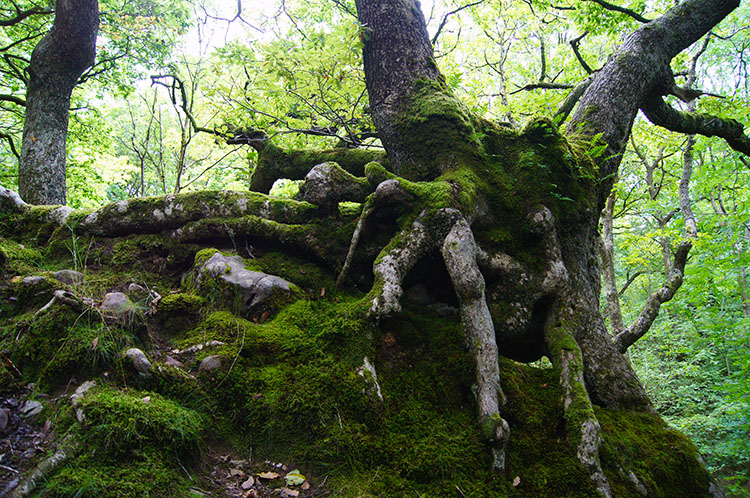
[613,242,691,353]
[569,32,595,75]
[0,132,20,158]
[430,0,485,45]
[0,3,52,26]
[641,97,750,157]
[584,0,650,23]
[0,94,25,106]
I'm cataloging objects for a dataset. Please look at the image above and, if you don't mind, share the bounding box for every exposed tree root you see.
[441,214,509,471]
[9,436,77,498]
[546,321,613,498]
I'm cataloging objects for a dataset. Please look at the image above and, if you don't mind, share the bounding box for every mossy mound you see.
[0,204,719,498]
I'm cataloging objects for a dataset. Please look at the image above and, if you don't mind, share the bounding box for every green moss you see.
[0,237,45,274]
[40,449,188,498]
[597,407,717,497]
[78,387,205,457]
[8,308,135,390]
[155,292,204,333]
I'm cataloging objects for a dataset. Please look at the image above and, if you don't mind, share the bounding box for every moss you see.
[40,449,189,498]
[251,143,389,193]
[155,292,204,334]
[597,407,717,497]
[78,387,205,457]
[8,308,135,390]
[0,237,45,274]
[110,234,195,270]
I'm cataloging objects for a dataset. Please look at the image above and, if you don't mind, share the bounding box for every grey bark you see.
[18,0,99,206]
[355,0,443,177]
[568,0,740,202]
[599,192,624,334]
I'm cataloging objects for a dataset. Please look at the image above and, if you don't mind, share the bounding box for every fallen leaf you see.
[141,396,151,403]
[260,311,270,323]
[285,469,306,486]
[280,488,299,497]
[301,481,310,490]
[91,336,99,350]
[513,476,521,487]
[230,468,245,477]
[258,471,280,480]
[320,287,326,298]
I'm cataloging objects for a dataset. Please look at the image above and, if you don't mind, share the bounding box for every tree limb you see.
[613,242,691,353]
[570,32,595,75]
[0,3,52,26]
[431,0,485,45]
[584,0,650,23]
[641,97,750,157]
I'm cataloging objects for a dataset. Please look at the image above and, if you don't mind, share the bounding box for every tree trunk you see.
[18,0,99,206]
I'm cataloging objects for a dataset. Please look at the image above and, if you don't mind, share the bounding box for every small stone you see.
[70,380,97,406]
[124,348,152,374]
[53,270,84,286]
[165,356,183,368]
[141,396,151,403]
[100,292,134,313]
[22,276,46,286]
[241,476,255,489]
[199,355,222,372]
[20,400,43,419]
[0,408,9,431]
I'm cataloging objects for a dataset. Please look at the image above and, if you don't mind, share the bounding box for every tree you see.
[0,0,748,495]
[17,0,98,205]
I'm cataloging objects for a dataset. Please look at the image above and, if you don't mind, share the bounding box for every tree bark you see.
[18,0,99,206]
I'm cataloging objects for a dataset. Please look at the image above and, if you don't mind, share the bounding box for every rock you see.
[199,355,222,372]
[53,270,84,286]
[20,400,43,419]
[0,408,8,431]
[194,252,299,316]
[70,380,96,405]
[404,283,430,306]
[165,355,184,368]
[100,292,134,313]
[124,348,152,374]
[21,275,46,286]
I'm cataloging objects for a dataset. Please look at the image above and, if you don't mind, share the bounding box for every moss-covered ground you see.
[0,208,716,497]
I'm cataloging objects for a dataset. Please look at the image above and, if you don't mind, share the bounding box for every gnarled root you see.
[546,320,612,498]
[368,209,435,318]
[441,214,509,472]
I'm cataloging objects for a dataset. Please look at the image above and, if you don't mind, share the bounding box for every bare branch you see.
[554,75,593,122]
[584,0,650,23]
[0,94,25,107]
[613,242,691,352]
[431,0,485,45]
[0,132,20,158]
[570,32,595,75]
[0,3,52,26]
